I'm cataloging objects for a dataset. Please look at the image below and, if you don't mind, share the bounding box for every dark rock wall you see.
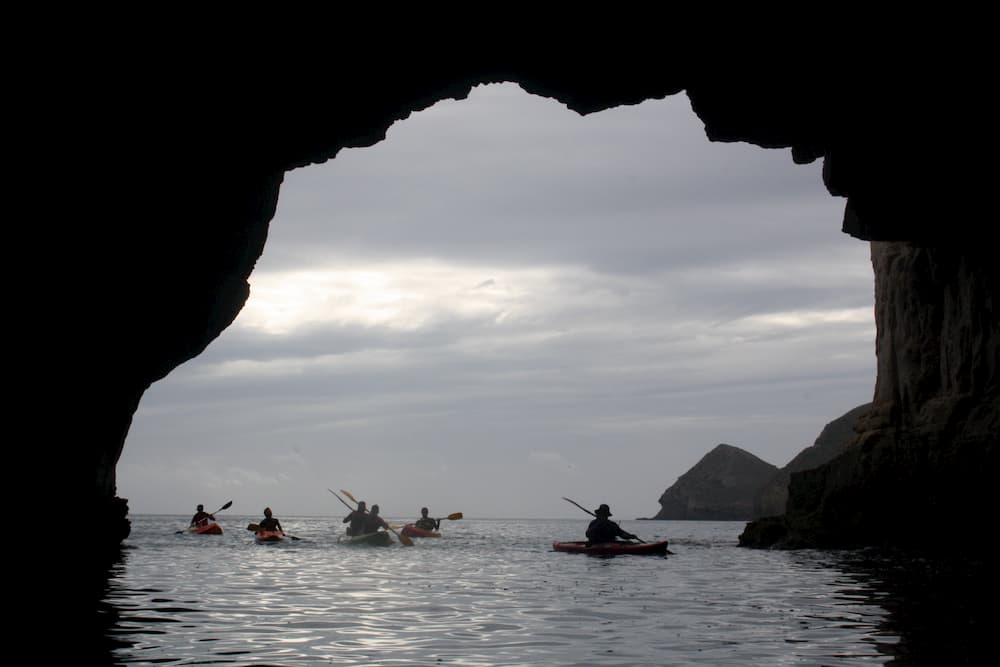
[868,242,998,437]
[742,243,998,549]
[753,403,872,518]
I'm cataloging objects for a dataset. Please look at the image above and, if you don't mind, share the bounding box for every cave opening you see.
[118,84,875,520]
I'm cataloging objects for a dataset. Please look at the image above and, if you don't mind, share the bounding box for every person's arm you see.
[433,518,440,530]
[616,523,637,541]
[343,513,352,523]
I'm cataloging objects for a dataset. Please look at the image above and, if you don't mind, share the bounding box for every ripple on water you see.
[95,516,915,665]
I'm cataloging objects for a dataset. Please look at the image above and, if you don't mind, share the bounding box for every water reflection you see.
[828,549,993,666]
[88,518,994,665]
[82,547,133,666]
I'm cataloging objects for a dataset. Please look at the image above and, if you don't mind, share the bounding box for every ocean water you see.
[90,515,986,665]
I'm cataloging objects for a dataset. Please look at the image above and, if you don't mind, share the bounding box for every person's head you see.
[421,507,429,517]
[594,504,612,518]
[197,504,204,512]
[264,507,273,518]
[357,501,367,512]
[371,504,380,515]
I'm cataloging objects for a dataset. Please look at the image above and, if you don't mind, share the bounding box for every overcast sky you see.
[119,83,875,521]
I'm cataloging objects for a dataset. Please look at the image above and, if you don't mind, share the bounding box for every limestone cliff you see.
[753,403,872,518]
[741,243,998,549]
[653,444,778,520]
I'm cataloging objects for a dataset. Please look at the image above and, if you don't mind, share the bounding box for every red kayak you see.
[552,540,670,556]
[400,524,441,538]
[254,530,285,543]
[190,522,223,535]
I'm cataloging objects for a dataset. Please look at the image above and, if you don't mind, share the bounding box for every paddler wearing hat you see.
[585,503,638,544]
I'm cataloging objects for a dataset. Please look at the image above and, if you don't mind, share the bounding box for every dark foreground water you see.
[89,515,990,665]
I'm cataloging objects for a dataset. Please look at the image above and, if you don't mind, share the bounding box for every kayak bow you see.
[338,531,393,547]
[400,524,441,538]
[190,522,223,535]
[254,530,285,543]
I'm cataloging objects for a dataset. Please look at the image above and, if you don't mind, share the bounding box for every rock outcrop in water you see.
[648,405,873,522]
[753,403,872,518]
[42,46,995,558]
[653,444,778,520]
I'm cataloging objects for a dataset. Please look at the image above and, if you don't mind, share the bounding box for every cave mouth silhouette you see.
[33,55,996,667]
[119,84,876,520]
[51,62,994,566]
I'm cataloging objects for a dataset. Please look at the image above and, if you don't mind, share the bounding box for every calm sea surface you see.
[91,515,986,665]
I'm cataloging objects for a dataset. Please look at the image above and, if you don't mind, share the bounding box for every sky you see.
[119,83,876,521]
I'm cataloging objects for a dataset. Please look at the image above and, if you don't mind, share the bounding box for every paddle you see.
[246,521,300,541]
[392,512,462,531]
[412,512,462,531]
[561,497,646,544]
[340,488,414,546]
[386,516,463,530]
[328,488,355,512]
[176,500,233,533]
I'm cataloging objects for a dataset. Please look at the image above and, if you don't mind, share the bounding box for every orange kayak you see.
[190,522,223,535]
[254,530,285,543]
[400,524,441,538]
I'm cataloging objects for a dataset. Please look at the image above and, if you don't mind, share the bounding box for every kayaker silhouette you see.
[343,500,368,536]
[363,504,390,534]
[414,507,440,531]
[190,504,215,528]
[585,504,638,544]
[259,507,283,533]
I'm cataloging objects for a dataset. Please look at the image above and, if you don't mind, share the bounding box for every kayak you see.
[401,524,441,538]
[254,530,285,543]
[338,531,393,547]
[190,522,223,535]
[552,540,670,556]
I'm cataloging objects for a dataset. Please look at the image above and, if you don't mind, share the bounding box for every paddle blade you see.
[218,500,233,511]
[340,489,358,504]
[444,512,463,521]
[247,523,261,532]
[386,525,414,546]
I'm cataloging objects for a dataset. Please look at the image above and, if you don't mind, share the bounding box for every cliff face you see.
[741,244,998,549]
[45,50,994,556]
[753,403,872,518]
[654,444,778,520]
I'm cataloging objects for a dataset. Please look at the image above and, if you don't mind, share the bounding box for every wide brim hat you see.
[594,504,612,516]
